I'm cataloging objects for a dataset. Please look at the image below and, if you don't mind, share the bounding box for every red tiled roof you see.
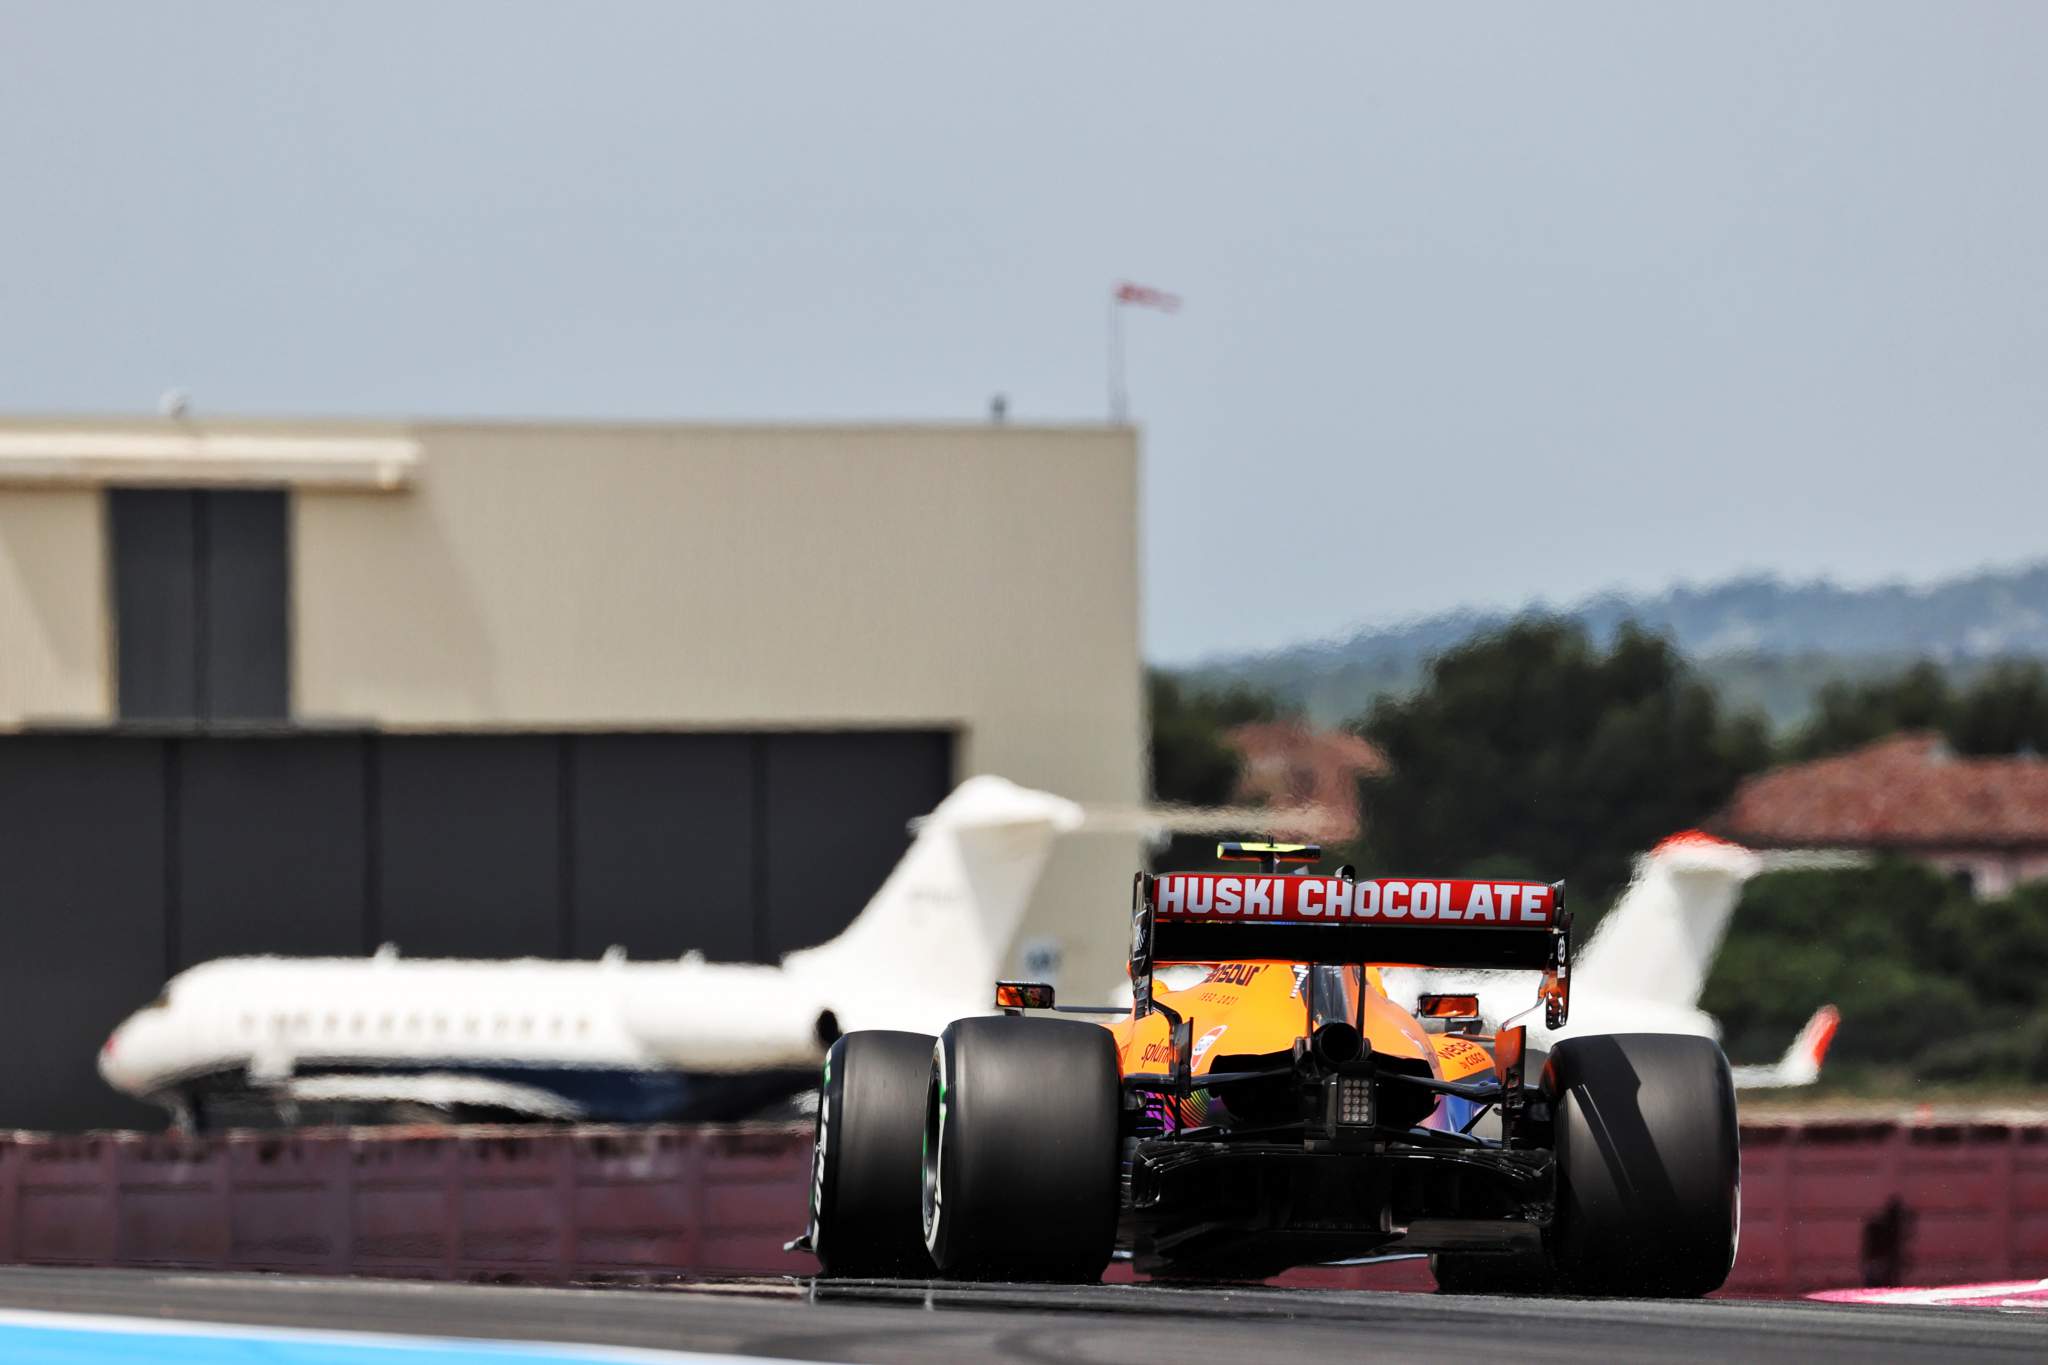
[1226,721,1389,842]
[1715,732,2048,850]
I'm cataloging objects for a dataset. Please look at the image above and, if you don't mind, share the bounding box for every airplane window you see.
[293,1013,309,1034]
[576,1018,590,1037]
[518,1017,533,1037]
[548,1017,562,1036]
[271,1013,287,1034]
[464,1017,479,1036]
[351,1014,365,1035]
[380,1015,394,1034]
[240,1014,255,1034]
[494,1016,509,1035]
[432,1015,447,1035]
[324,1013,338,1034]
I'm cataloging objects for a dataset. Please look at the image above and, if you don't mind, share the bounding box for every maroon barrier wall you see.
[0,1125,812,1281]
[1,1120,2043,1295]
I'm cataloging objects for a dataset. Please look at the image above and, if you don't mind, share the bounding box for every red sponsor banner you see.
[1151,875,1556,927]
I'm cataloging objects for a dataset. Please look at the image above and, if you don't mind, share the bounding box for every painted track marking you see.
[0,1307,836,1365]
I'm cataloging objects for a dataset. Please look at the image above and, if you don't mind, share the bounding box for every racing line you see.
[0,1267,2040,1365]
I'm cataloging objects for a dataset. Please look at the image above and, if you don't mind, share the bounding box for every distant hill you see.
[1182,562,2048,730]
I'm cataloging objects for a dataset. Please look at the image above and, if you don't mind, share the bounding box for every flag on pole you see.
[1114,281,1182,312]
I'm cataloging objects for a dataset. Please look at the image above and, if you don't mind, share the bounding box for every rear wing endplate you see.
[1130,871,1574,1027]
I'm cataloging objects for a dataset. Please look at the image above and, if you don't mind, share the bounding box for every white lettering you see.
[1438,881,1463,921]
[1383,881,1410,919]
[1157,878,1185,915]
[1216,877,1243,915]
[1354,881,1380,918]
[1297,880,1325,917]
[1188,878,1214,914]
[1244,878,1274,917]
[1326,879,1354,918]
[1519,885,1548,923]
[1465,884,1495,922]
[1411,881,1437,919]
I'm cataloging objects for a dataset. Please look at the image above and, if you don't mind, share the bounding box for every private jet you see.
[99,775,1083,1128]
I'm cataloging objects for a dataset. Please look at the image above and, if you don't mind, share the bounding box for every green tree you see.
[1785,658,2048,760]
[1147,671,1276,805]
[1700,860,1983,1066]
[1947,661,2048,756]
[1353,618,1770,911]
[1702,863,2048,1082]
[1788,660,1952,760]
[1147,672,1280,873]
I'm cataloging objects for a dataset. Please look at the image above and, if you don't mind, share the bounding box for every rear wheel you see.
[806,1030,935,1277]
[1545,1032,1740,1297]
[921,1016,1121,1281]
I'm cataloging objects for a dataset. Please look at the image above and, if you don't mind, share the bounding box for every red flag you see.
[1114,281,1181,312]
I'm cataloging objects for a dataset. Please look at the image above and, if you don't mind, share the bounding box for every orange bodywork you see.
[1105,963,1496,1086]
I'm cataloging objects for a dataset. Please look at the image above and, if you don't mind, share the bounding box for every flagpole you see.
[1107,290,1126,425]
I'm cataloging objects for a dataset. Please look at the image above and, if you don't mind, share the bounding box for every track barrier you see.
[0,1119,2042,1294]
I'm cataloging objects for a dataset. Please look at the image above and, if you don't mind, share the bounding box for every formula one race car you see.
[797,844,1740,1296]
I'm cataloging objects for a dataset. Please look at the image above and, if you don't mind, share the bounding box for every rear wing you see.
[1130,871,1574,1026]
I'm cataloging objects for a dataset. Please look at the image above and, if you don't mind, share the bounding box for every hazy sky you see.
[3,4,2043,661]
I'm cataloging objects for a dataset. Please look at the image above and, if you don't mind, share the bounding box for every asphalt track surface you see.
[0,1266,2041,1364]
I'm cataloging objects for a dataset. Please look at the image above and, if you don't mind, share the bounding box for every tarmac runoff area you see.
[0,1267,2044,1365]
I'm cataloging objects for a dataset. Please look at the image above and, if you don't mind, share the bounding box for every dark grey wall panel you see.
[201,491,290,721]
[176,737,366,966]
[0,727,953,1129]
[570,734,755,961]
[110,490,200,720]
[0,737,168,1130]
[376,737,562,958]
[760,731,953,957]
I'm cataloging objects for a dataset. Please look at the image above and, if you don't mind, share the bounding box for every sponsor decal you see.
[1151,875,1556,926]
[1435,1037,1490,1070]
[1191,1025,1228,1063]
[1204,963,1264,987]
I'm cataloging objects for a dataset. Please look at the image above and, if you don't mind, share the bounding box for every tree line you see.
[1151,619,2048,1084]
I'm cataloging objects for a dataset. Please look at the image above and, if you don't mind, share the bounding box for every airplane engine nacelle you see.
[618,965,838,1073]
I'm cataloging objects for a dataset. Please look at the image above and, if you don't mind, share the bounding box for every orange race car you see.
[799,843,1739,1295]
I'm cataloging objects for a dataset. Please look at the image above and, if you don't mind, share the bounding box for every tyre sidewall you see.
[1547,1032,1740,1296]
[922,1016,1121,1280]
[810,1030,934,1277]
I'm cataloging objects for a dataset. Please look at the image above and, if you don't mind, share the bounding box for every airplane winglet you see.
[1730,1003,1840,1089]
[1791,1002,1841,1077]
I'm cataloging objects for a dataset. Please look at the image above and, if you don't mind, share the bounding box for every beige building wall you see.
[0,489,109,724]
[0,417,1146,996]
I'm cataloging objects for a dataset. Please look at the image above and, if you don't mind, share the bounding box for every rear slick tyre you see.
[1546,1032,1740,1297]
[806,1030,935,1277]
[921,1016,1121,1282]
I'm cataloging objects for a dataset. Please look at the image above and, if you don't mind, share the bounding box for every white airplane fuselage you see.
[100,952,984,1124]
[99,775,1084,1126]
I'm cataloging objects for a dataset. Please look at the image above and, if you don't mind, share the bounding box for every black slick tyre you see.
[805,1030,935,1277]
[1545,1032,1740,1297]
[921,1016,1121,1281]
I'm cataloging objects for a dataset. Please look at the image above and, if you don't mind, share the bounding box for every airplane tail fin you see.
[1574,831,1763,1009]
[1730,1004,1840,1089]
[790,775,1084,991]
